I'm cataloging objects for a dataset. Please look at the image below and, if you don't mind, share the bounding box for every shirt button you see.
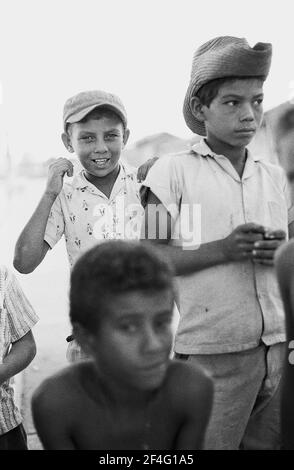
[264,378,271,389]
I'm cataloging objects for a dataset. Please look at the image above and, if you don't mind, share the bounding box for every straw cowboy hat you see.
[183,36,272,136]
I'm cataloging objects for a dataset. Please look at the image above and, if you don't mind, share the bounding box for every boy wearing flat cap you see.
[141,36,294,449]
[14,90,144,362]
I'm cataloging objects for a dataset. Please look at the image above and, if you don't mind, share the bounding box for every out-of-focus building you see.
[122,132,200,167]
[0,141,12,179]
[16,153,49,178]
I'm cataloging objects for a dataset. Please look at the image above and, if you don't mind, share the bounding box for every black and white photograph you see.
[0,0,294,458]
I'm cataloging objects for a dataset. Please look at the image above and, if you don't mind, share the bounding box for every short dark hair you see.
[66,106,125,135]
[70,241,175,332]
[196,76,265,107]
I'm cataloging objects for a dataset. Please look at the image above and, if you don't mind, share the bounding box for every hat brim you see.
[65,103,127,129]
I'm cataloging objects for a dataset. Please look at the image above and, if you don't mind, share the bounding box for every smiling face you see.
[193,78,264,154]
[81,289,174,392]
[63,114,129,179]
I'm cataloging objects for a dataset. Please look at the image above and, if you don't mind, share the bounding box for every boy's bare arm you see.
[275,240,294,330]
[288,220,294,239]
[275,241,294,449]
[141,190,265,276]
[171,364,213,450]
[32,379,76,450]
[137,157,159,183]
[14,158,73,273]
[14,192,56,273]
[0,331,36,385]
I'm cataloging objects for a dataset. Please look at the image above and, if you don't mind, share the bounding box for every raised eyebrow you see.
[115,312,142,323]
[154,311,174,321]
[221,93,264,100]
[78,131,96,136]
[116,309,172,320]
[221,94,243,100]
[105,128,122,133]
[156,310,173,316]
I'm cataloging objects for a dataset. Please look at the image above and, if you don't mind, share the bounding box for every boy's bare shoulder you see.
[32,361,89,413]
[166,359,212,390]
[164,359,213,411]
[276,239,294,285]
[276,238,294,263]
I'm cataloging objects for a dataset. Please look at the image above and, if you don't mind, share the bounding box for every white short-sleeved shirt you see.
[0,266,38,434]
[142,139,294,354]
[44,162,144,267]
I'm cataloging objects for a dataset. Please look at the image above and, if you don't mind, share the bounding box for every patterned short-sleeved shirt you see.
[44,161,144,362]
[0,266,38,434]
[44,162,144,267]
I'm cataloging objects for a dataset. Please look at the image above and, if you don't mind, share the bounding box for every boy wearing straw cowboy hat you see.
[141,36,294,449]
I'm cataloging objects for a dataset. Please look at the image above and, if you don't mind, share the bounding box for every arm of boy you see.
[137,157,159,183]
[141,190,265,275]
[0,331,36,385]
[275,241,294,449]
[170,363,213,450]
[14,158,73,274]
[32,377,76,450]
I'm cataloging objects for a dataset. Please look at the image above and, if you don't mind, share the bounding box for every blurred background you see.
[1,0,294,448]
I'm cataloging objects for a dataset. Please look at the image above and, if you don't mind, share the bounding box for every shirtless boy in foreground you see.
[31,241,213,450]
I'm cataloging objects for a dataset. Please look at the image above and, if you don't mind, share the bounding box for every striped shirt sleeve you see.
[4,268,39,342]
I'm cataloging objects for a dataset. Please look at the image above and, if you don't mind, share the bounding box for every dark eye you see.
[225,100,238,107]
[155,315,172,330]
[253,98,263,106]
[105,134,119,140]
[81,136,95,142]
[119,322,138,333]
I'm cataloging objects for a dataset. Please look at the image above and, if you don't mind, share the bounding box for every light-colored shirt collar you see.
[71,162,135,191]
[191,138,261,181]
